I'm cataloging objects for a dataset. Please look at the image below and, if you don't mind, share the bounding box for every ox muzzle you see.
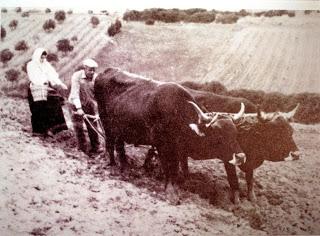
[229,152,247,166]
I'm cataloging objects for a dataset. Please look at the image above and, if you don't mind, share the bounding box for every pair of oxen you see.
[93,68,300,204]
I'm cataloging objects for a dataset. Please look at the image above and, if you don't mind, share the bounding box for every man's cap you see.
[83,58,98,68]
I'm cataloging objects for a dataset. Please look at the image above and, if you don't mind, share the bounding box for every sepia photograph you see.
[0,0,320,235]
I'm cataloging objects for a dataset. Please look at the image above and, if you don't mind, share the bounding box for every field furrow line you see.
[200,27,235,83]
[218,27,260,88]
[261,28,289,92]
[239,29,276,91]
[222,27,263,90]
[58,23,110,79]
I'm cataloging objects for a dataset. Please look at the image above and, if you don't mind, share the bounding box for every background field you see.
[1,8,320,235]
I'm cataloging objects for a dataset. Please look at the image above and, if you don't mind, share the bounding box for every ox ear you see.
[189,123,205,137]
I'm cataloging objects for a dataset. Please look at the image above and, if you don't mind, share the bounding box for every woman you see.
[27,48,68,137]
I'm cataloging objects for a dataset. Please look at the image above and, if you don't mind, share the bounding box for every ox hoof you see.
[248,191,257,202]
[232,191,241,205]
[108,161,116,166]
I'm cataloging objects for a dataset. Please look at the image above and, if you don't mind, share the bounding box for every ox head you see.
[237,104,300,162]
[188,101,246,166]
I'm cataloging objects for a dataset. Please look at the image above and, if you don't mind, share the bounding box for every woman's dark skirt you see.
[27,88,68,134]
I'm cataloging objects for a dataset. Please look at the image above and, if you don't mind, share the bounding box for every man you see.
[68,58,103,156]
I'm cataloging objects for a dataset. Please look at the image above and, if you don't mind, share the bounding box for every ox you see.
[180,87,300,203]
[94,68,246,200]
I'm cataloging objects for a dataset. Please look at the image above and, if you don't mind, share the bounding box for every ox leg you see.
[105,140,116,166]
[245,170,256,202]
[115,141,127,170]
[224,162,240,204]
[180,156,189,179]
[143,147,156,172]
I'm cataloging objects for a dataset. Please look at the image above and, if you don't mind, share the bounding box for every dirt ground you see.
[1,93,320,235]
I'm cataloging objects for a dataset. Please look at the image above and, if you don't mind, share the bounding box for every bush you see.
[187,12,216,23]
[14,40,29,51]
[0,49,14,65]
[1,8,7,13]
[184,8,207,15]
[21,12,30,17]
[237,9,250,17]
[88,10,93,14]
[304,10,312,15]
[145,19,155,25]
[55,10,66,22]
[43,19,56,32]
[9,20,18,30]
[67,10,73,15]
[45,8,51,13]
[107,19,122,37]
[21,60,30,73]
[71,35,78,42]
[254,11,265,17]
[101,10,109,15]
[123,10,142,21]
[1,26,6,40]
[5,69,20,83]
[56,39,74,54]
[90,16,100,27]
[288,11,296,17]
[46,53,59,62]
[15,7,22,13]
[215,13,239,24]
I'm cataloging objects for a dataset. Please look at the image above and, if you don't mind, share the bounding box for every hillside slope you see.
[97,12,320,94]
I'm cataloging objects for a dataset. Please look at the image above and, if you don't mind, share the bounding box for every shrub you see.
[288,11,296,17]
[304,10,312,15]
[15,7,22,13]
[187,11,216,23]
[101,10,109,15]
[71,35,78,42]
[67,10,73,15]
[1,8,7,13]
[88,10,93,14]
[21,12,30,17]
[43,19,56,32]
[9,20,18,30]
[145,19,155,25]
[123,10,142,21]
[14,40,29,51]
[107,19,122,37]
[1,26,6,40]
[56,39,74,54]
[0,49,14,65]
[5,69,20,83]
[227,89,266,106]
[90,16,100,27]
[45,8,51,13]
[184,8,207,15]
[21,60,30,73]
[215,13,239,24]
[237,9,250,17]
[46,53,59,62]
[254,11,265,17]
[55,10,66,23]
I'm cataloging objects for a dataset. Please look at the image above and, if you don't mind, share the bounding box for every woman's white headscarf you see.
[27,48,63,86]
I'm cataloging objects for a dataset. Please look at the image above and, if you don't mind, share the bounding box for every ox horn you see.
[232,102,245,121]
[188,101,211,123]
[281,103,300,121]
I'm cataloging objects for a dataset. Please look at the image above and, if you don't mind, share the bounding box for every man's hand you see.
[76,108,85,116]
[60,83,68,90]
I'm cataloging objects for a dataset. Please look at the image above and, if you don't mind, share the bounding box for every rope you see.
[83,114,106,140]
